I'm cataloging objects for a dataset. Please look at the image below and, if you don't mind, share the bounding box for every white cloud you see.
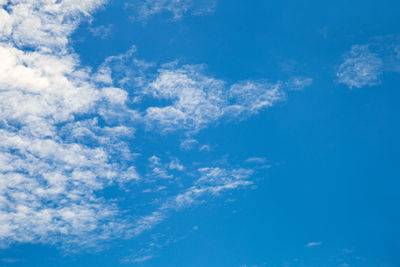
[180,138,198,151]
[336,37,400,89]
[125,254,154,263]
[168,159,184,171]
[285,76,313,91]
[148,155,172,179]
[89,24,112,39]
[99,48,311,134]
[306,241,323,248]
[245,157,267,164]
[336,45,383,89]
[199,144,211,152]
[121,248,154,263]
[140,64,289,133]
[0,0,107,51]
[142,64,227,132]
[131,166,254,236]
[228,80,284,115]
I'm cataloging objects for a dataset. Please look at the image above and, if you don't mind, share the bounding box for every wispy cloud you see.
[121,248,154,263]
[306,241,323,248]
[168,158,184,171]
[285,76,313,91]
[343,248,354,254]
[336,45,383,89]
[130,166,254,236]
[336,37,400,89]
[1,258,25,264]
[148,155,173,179]
[245,157,267,164]
[98,47,312,134]
[128,0,217,21]
[89,24,112,39]
[180,138,199,151]
[200,144,211,152]
[137,64,290,133]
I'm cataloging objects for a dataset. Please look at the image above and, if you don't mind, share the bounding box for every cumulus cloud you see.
[336,45,383,89]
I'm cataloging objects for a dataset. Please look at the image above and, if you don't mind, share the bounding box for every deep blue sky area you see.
[74,0,400,79]
[1,0,400,266]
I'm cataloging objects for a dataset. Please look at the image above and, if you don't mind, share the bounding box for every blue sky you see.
[0,0,399,266]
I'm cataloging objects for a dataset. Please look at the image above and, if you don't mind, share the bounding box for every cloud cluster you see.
[0,0,139,248]
[0,0,311,250]
[99,56,289,133]
[0,0,107,50]
[144,67,285,133]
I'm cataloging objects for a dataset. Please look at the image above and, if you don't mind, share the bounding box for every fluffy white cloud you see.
[141,65,286,133]
[0,0,107,50]
[336,45,383,89]
[0,0,137,248]
[142,64,227,132]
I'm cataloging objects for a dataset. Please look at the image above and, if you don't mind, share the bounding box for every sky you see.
[0,0,399,266]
